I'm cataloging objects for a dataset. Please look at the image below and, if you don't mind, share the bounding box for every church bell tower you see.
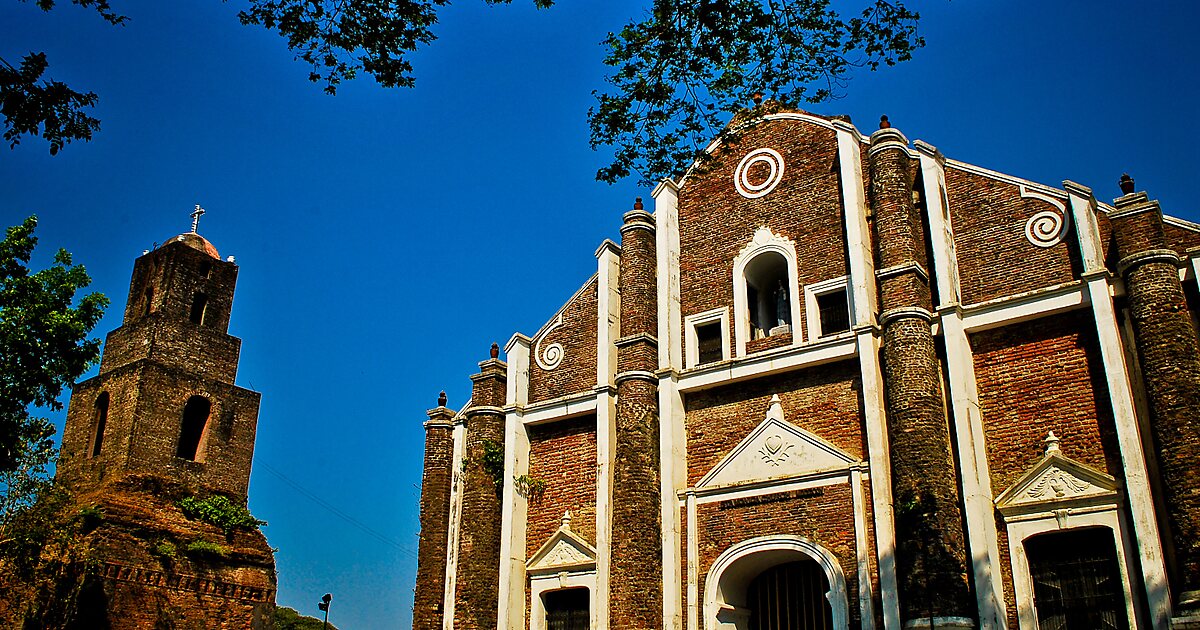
[58,207,262,499]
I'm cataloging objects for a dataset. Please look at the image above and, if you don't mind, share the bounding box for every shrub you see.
[178,494,265,536]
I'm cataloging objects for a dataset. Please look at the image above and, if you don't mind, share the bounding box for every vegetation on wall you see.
[177,494,266,537]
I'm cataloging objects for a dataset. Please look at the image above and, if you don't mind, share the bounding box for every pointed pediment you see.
[698,395,856,489]
[527,514,597,574]
[996,450,1118,516]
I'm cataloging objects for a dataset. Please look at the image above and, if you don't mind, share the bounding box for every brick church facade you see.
[414,110,1200,630]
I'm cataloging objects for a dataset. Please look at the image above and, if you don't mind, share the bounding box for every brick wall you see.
[945,167,1080,305]
[528,279,600,404]
[414,410,455,630]
[525,415,598,560]
[677,117,848,357]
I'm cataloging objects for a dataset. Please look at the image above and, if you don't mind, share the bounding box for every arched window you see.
[1024,527,1127,629]
[189,292,208,325]
[732,228,802,356]
[543,588,589,630]
[176,396,211,461]
[90,392,109,457]
[744,251,792,339]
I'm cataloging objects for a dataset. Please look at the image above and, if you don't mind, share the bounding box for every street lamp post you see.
[318,593,332,630]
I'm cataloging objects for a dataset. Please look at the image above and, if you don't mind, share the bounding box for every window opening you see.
[543,587,589,630]
[1024,527,1127,629]
[747,560,832,630]
[696,322,724,365]
[745,252,791,338]
[142,287,154,316]
[189,292,208,325]
[176,396,211,461]
[816,290,850,336]
[90,392,109,457]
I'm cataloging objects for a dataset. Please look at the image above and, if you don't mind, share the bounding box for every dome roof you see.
[163,232,220,259]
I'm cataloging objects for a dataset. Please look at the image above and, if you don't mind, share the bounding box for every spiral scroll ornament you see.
[534,314,565,371]
[734,148,785,199]
[1019,185,1071,248]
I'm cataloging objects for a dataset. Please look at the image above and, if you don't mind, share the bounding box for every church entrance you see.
[746,559,834,630]
[1024,527,1128,629]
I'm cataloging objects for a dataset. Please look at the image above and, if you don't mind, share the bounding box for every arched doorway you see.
[705,536,847,630]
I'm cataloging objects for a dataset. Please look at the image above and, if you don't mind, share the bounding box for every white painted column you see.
[655,178,687,630]
[835,121,898,630]
[1065,180,1171,629]
[916,140,1007,629]
[499,334,532,630]
[851,467,876,630]
[595,239,622,630]
[443,411,467,630]
[686,490,699,630]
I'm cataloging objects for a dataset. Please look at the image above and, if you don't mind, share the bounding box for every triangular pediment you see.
[698,395,856,489]
[527,515,596,574]
[996,449,1118,515]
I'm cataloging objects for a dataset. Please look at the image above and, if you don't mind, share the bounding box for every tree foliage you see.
[274,606,340,630]
[589,0,923,184]
[5,0,923,182]
[0,216,107,491]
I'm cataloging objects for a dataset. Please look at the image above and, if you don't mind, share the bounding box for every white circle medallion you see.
[734,148,785,199]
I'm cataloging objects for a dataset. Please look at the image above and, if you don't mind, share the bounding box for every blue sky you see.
[2,1,1197,627]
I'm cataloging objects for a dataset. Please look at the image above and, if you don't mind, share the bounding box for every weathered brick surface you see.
[1164,222,1200,255]
[528,278,600,404]
[695,484,863,626]
[525,415,598,560]
[684,362,864,486]
[677,117,848,356]
[414,409,455,630]
[610,206,663,629]
[120,240,237,334]
[1110,198,1200,605]
[871,135,971,622]
[971,311,1123,492]
[945,167,1080,306]
[454,362,508,630]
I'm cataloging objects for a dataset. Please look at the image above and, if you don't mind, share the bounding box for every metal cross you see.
[190,204,205,233]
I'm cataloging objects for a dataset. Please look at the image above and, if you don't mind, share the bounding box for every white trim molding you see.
[527,512,599,630]
[703,536,849,630]
[732,227,803,357]
[685,308,731,368]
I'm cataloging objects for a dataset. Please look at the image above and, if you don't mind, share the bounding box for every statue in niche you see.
[774,279,790,326]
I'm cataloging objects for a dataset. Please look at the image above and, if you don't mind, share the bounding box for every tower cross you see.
[190,204,205,233]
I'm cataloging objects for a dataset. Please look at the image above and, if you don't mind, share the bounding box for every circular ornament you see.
[734,148,785,199]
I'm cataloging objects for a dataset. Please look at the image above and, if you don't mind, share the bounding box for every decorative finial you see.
[190,204,205,234]
[438,391,447,407]
[633,197,644,211]
[752,92,763,106]
[490,342,499,359]
[561,511,572,529]
[879,115,891,129]
[1119,173,1135,195]
[766,394,784,421]
[1044,430,1061,457]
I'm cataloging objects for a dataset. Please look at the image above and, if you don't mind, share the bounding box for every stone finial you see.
[438,391,447,407]
[1119,173,1135,195]
[1044,430,1061,457]
[752,92,763,106]
[633,197,644,211]
[766,394,784,422]
[561,511,572,530]
[879,115,891,129]
[490,342,500,359]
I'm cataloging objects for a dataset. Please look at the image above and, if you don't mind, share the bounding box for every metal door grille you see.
[1025,527,1128,630]
[748,560,833,630]
[544,587,589,630]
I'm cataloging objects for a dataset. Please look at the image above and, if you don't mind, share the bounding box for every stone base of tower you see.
[0,475,276,629]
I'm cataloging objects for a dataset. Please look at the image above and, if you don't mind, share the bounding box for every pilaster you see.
[498,335,531,629]
[414,396,456,630]
[1109,180,1200,620]
[595,238,621,630]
